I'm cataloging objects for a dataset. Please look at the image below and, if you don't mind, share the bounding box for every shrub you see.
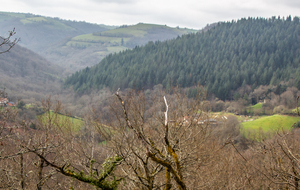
[293,121,300,128]
[273,105,286,114]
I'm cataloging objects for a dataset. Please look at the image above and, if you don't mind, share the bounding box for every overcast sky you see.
[1,0,300,29]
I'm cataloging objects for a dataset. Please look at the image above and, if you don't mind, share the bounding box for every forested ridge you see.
[65,16,300,100]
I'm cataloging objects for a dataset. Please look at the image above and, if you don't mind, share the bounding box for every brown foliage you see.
[1,88,300,189]
[0,96,122,189]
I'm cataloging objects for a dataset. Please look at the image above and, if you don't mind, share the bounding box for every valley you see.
[1,11,300,189]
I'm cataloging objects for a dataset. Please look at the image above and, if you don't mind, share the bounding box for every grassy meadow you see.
[241,114,300,140]
[66,23,197,49]
[38,111,83,132]
[251,102,262,109]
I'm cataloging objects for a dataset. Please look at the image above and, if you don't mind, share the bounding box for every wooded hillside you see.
[65,16,300,100]
[0,44,63,101]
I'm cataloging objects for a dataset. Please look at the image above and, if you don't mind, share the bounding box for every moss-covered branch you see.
[29,148,122,190]
[147,151,186,190]
[165,168,172,190]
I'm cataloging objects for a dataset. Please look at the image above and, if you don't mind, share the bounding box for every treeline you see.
[93,31,133,38]
[65,16,300,100]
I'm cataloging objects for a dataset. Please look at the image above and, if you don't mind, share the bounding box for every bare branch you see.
[0,28,19,54]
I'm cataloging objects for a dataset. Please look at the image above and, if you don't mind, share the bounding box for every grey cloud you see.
[265,0,300,7]
[4,0,300,29]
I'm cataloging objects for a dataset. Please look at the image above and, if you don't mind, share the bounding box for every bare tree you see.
[25,97,123,189]
[0,96,123,189]
[90,88,231,189]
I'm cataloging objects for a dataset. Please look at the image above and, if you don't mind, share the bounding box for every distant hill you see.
[0,44,63,102]
[0,12,197,73]
[64,16,300,100]
[0,12,113,52]
[0,11,115,74]
[43,23,197,72]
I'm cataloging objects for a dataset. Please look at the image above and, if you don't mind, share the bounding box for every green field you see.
[39,111,83,132]
[251,102,262,109]
[241,114,300,139]
[99,25,147,37]
[20,17,48,24]
[98,23,180,37]
[66,23,197,51]
[67,24,150,47]
[106,46,128,53]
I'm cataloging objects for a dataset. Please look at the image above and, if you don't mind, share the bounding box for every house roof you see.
[7,102,15,107]
[0,98,8,103]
